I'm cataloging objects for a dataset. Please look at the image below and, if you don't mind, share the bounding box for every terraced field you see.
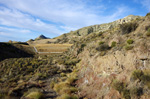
[33,44,73,54]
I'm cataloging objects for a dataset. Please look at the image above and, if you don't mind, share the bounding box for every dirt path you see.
[42,80,57,99]
[40,75,60,99]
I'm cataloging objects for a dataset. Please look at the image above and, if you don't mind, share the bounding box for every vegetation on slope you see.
[0,43,34,61]
[1,13,150,99]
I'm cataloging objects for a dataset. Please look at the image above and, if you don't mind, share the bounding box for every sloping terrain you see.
[0,13,150,99]
[0,43,34,61]
[66,13,150,99]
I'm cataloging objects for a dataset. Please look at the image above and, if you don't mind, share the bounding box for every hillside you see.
[28,15,142,45]
[66,13,150,99]
[54,15,142,44]
[0,13,150,99]
[0,43,34,61]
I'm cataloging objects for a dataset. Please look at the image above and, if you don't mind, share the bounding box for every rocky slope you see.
[66,13,150,99]
[55,15,142,44]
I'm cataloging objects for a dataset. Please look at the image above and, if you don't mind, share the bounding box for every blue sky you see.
[0,0,150,42]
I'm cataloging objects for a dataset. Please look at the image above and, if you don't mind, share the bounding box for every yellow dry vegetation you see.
[34,44,72,52]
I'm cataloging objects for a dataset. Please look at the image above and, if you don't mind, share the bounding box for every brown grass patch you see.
[34,44,72,52]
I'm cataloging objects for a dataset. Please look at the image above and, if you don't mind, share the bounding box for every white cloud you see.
[0,0,131,41]
[0,0,128,28]
[0,6,63,35]
[0,31,11,36]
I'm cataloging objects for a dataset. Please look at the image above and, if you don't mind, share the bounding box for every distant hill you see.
[35,34,50,40]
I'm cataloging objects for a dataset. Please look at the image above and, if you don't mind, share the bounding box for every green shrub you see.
[64,59,80,66]
[98,32,103,36]
[66,73,78,84]
[148,28,150,32]
[120,22,138,34]
[131,70,144,80]
[141,74,150,82]
[146,28,150,36]
[131,70,150,89]
[122,89,131,99]
[127,39,134,44]
[146,32,150,36]
[81,44,86,48]
[113,80,125,93]
[113,80,131,99]
[96,44,110,51]
[77,43,86,54]
[130,87,143,97]
[111,41,116,47]
[99,41,105,45]
[124,45,134,50]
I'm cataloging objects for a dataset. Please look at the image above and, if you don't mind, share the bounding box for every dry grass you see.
[34,44,72,52]
[26,92,44,99]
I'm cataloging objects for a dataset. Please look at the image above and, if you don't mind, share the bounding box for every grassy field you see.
[34,44,73,53]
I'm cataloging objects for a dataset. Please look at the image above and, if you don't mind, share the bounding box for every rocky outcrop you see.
[55,15,142,43]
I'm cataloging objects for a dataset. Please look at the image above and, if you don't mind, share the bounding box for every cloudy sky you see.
[0,0,150,42]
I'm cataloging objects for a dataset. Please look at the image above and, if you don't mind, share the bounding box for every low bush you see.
[54,71,78,98]
[23,88,44,99]
[127,39,134,44]
[113,80,131,99]
[111,41,116,47]
[64,59,80,66]
[146,32,150,36]
[113,80,125,93]
[56,94,78,99]
[66,76,78,84]
[120,22,138,34]
[122,89,131,99]
[54,82,69,94]
[99,41,105,45]
[97,32,103,36]
[131,70,144,80]
[124,45,134,50]
[81,44,86,48]
[146,28,150,36]
[96,44,110,51]
[26,92,44,99]
[130,87,143,97]
[131,70,150,88]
